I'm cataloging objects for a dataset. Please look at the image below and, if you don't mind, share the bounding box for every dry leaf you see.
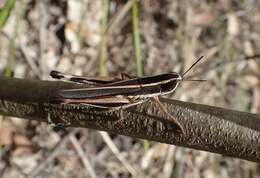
[227,13,240,36]
[0,127,14,146]
[192,13,214,27]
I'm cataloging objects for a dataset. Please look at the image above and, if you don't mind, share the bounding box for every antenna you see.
[181,56,204,77]
[182,79,207,82]
[181,56,207,82]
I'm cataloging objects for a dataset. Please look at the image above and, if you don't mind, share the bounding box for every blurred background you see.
[0,0,259,177]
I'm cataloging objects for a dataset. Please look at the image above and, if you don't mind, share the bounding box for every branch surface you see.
[0,76,259,162]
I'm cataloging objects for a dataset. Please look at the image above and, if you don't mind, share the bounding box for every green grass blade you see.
[0,0,16,29]
[99,0,109,77]
[131,0,142,77]
[4,0,25,77]
[131,0,148,149]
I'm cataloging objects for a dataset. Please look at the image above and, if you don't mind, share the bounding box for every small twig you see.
[69,134,98,178]
[26,130,76,178]
[106,1,132,35]
[99,131,138,176]
[190,54,260,79]
[162,146,175,178]
[245,54,260,60]
[19,44,41,79]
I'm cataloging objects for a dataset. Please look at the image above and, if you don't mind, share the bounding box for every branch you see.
[0,76,259,162]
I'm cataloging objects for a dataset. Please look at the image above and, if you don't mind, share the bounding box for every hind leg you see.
[152,96,185,134]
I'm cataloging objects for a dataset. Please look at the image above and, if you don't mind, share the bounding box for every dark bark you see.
[0,76,259,162]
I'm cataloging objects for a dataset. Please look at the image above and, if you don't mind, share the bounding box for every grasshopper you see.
[50,56,205,133]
